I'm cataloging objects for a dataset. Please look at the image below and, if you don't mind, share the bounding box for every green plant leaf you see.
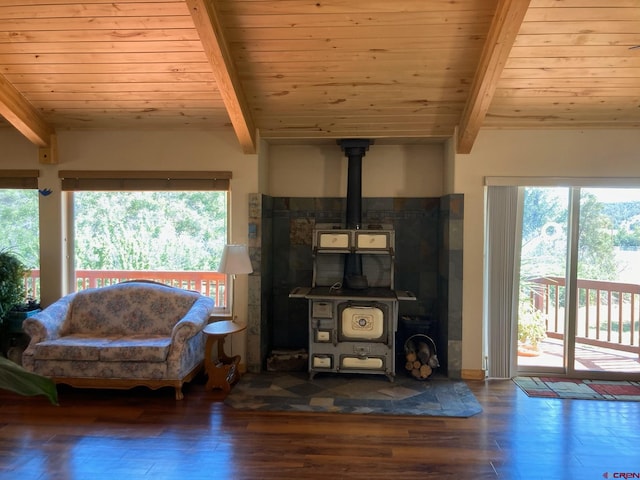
[0,356,58,405]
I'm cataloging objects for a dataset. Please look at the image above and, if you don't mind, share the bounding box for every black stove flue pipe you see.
[338,138,372,289]
[340,139,371,229]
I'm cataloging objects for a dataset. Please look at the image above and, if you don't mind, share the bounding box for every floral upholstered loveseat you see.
[21,281,215,399]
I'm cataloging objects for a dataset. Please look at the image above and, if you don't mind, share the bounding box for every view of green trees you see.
[605,202,640,249]
[521,187,640,282]
[74,191,227,271]
[0,189,227,272]
[0,190,39,269]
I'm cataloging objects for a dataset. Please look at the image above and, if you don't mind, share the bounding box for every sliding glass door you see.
[574,188,640,374]
[517,187,569,373]
[516,186,640,377]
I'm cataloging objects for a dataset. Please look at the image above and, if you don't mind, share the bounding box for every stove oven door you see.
[337,302,389,343]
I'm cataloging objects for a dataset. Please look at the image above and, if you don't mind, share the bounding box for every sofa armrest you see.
[167,295,214,362]
[22,293,76,344]
[170,295,215,344]
[22,292,77,370]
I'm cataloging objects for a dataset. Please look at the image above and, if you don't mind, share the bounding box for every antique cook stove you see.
[290,139,415,381]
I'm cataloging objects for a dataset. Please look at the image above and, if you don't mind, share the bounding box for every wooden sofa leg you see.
[175,386,184,400]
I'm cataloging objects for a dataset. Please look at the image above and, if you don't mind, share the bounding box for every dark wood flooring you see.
[1,373,639,479]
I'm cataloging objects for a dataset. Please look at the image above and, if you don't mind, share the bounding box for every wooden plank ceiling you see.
[0,0,639,156]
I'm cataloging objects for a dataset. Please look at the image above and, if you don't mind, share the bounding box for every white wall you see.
[0,128,38,165]
[456,129,640,373]
[268,143,444,197]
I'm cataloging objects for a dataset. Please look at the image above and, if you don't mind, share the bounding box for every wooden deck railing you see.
[24,270,227,307]
[528,276,640,358]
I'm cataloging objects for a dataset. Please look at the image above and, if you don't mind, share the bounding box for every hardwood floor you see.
[1,374,639,480]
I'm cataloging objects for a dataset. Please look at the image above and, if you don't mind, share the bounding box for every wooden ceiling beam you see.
[0,71,56,155]
[457,0,531,154]
[186,0,256,154]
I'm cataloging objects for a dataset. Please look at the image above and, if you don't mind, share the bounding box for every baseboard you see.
[461,369,486,380]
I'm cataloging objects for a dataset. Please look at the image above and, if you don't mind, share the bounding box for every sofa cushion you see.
[30,359,169,381]
[34,335,172,363]
[62,282,199,336]
[98,336,171,362]
[34,335,115,361]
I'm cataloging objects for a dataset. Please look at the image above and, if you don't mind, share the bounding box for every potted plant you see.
[517,301,547,356]
[0,249,28,318]
[0,250,40,334]
[0,250,57,404]
[0,250,39,365]
[5,297,41,334]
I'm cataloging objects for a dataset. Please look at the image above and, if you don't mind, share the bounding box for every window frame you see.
[61,170,232,315]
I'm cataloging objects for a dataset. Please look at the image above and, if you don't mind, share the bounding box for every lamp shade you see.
[218,244,253,274]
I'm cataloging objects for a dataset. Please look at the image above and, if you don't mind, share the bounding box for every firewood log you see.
[405,361,414,371]
[420,364,432,378]
[413,360,421,369]
[406,352,417,363]
[411,368,421,379]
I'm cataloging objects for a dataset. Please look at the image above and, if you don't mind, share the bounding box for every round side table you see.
[203,320,247,392]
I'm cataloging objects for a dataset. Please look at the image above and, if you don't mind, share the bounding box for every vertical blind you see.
[485,186,521,378]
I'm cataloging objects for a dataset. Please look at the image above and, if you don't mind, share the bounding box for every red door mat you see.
[513,376,640,401]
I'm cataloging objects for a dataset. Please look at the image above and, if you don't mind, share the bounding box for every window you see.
[60,170,231,311]
[516,186,640,376]
[0,171,40,300]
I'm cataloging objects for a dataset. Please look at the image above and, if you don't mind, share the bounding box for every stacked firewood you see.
[404,335,439,380]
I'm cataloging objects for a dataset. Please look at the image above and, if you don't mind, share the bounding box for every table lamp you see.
[218,244,253,322]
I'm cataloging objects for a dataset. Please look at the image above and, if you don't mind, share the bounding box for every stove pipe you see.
[338,139,372,289]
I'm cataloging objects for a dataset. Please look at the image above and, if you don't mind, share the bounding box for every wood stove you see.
[290,140,416,381]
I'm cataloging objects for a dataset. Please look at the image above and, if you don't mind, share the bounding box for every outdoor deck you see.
[518,337,640,373]
[524,276,640,374]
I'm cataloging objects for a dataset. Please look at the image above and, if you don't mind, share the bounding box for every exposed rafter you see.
[186,0,256,154]
[0,72,56,153]
[457,0,531,154]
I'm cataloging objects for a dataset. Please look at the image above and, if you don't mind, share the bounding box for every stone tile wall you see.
[439,194,464,379]
[246,193,464,378]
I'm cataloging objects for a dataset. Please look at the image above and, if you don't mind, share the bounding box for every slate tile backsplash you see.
[247,193,463,378]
